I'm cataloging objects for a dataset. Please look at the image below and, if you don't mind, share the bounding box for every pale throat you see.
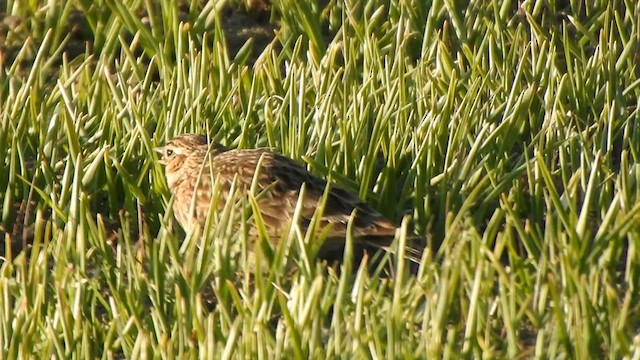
[165,159,185,189]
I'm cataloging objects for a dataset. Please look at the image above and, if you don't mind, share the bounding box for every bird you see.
[154,133,423,263]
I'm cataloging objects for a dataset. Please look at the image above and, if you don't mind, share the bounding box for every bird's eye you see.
[166,149,174,157]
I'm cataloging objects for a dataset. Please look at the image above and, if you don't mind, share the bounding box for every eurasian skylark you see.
[155,133,421,260]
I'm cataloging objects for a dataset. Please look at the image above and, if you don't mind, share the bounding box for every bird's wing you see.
[315,185,398,237]
[256,152,398,238]
[212,149,398,238]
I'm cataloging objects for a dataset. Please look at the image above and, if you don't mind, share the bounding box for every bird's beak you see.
[154,146,167,165]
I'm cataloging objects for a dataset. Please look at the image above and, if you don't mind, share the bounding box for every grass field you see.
[2,0,640,358]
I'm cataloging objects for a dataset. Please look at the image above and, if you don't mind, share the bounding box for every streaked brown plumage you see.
[155,133,419,260]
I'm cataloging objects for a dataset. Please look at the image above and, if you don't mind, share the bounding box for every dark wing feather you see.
[211,149,398,238]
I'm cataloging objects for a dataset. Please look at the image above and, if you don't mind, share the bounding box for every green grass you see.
[2,0,640,358]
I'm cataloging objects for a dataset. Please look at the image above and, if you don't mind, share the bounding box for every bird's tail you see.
[362,234,426,264]
[317,234,427,272]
